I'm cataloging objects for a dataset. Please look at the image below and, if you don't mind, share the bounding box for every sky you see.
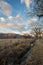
[0,0,43,34]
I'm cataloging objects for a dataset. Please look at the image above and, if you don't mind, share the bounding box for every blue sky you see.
[0,0,43,34]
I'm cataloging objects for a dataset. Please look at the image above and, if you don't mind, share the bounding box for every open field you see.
[0,38,35,65]
[0,38,43,65]
[0,39,33,47]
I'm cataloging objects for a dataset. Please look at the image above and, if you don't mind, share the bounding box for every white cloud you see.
[8,14,23,22]
[0,23,25,32]
[13,24,24,29]
[8,16,13,19]
[7,23,14,27]
[12,24,26,32]
[28,18,37,25]
[15,14,23,22]
[0,17,6,22]
[0,23,13,29]
[0,0,12,16]
[21,0,32,8]
[0,13,27,33]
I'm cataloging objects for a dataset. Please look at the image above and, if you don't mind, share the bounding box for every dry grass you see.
[0,38,42,65]
[21,39,43,65]
[0,38,32,65]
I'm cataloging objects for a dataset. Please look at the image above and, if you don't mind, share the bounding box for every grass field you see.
[0,39,33,47]
[0,38,33,65]
[0,38,43,65]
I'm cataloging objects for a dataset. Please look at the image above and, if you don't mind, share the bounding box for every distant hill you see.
[0,33,32,39]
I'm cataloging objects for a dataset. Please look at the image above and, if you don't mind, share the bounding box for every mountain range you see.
[0,33,32,39]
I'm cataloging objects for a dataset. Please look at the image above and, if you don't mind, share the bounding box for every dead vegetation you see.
[0,38,43,65]
[21,39,43,65]
[0,39,32,65]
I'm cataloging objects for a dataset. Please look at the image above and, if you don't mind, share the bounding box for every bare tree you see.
[27,0,43,18]
[31,26,42,38]
[33,0,43,38]
[34,0,43,17]
[27,0,43,38]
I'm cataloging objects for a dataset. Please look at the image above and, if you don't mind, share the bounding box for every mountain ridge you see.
[0,33,32,39]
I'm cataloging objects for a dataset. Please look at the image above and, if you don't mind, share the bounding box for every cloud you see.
[0,16,38,33]
[13,24,24,29]
[0,23,25,32]
[21,0,32,8]
[13,24,26,32]
[0,0,12,17]
[6,23,14,27]
[28,18,38,26]
[8,14,23,22]
[15,14,23,22]
[0,23,13,28]
[0,13,25,32]
[0,24,3,28]
[27,17,43,29]
[0,17,6,22]
[8,16,13,19]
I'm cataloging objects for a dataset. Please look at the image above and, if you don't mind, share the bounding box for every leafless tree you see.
[34,0,43,17]
[33,0,43,38]
[27,0,43,38]
[31,26,42,38]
